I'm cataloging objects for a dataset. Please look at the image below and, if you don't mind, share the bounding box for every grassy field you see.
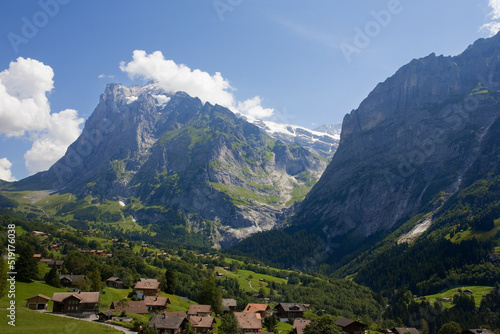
[99,287,132,309]
[424,285,493,309]
[0,281,121,334]
[215,267,287,294]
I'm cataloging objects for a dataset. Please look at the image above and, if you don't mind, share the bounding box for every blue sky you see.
[0,0,498,180]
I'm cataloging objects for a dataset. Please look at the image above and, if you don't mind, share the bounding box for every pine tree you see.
[17,243,38,282]
[45,267,61,287]
[198,276,223,314]
[219,312,242,334]
[165,269,177,294]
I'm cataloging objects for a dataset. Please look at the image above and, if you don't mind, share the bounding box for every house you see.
[134,279,161,299]
[106,277,124,289]
[145,296,170,313]
[110,300,148,314]
[243,303,272,318]
[190,316,215,333]
[223,298,237,312]
[59,275,85,288]
[235,312,262,333]
[391,328,420,334]
[188,304,213,317]
[336,318,366,334]
[98,310,114,321]
[294,319,311,334]
[463,289,474,295]
[274,303,308,320]
[26,294,51,310]
[31,231,49,237]
[462,330,495,334]
[51,291,100,314]
[41,259,64,269]
[149,314,188,334]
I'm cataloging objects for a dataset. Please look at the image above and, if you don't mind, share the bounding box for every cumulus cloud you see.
[237,96,274,118]
[0,57,83,175]
[120,50,274,118]
[0,158,16,182]
[482,0,500,35]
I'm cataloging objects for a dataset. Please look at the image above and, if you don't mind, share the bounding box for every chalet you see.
[98,310,114,321]
[274,303,308,320]
[106,277,124,289]
[462,330,495,334]
[149,314,188,334]
[59,275,85,289]
[235,312,262,333]
[293,319,311,334]
[243,303,272,318]
[223,298,237,312]
[110,300,148,314]
[31,231,49,237]
[463,289,474,295]
[52,291,100,314]
[188,304,212,317]
[391,328,420,334]
[41,259,64,269]
[145,296,170,313]
[190,316,215,333]
[336,318,366,334]
[26,294,51,310]
[134,279,161,299]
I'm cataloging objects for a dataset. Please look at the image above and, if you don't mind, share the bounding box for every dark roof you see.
[336,318,365,328]
[223,299,237,307]
[134,280,161,290]
[276,303,307,312]
[26,294,51,301]
[188,304,212,315]
[59,275,85,282]
[190,316,215,328]
[144,296,169,307]
[150,315,186,330]
[393,328,420,334]
[106,277,123,282]
[99,311,114,317]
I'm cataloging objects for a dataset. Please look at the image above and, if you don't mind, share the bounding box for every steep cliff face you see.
[18,83,327,246]
[293,33,500,248]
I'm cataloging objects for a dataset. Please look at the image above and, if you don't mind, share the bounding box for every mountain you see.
[313,124,342,136]
[13,83,328,247]
[232,33,500,267]
[250,120,340,159]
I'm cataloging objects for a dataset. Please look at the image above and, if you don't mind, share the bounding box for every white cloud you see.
[482,0,500,35]
[120,50,274,118]
[0,158,16,182]
[98,74,114,79]
[237,96,274,119]
[0,58,83,176]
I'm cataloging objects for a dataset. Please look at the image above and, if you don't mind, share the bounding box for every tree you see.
[165,269,177,294]
[438,322,462,334]
[45,267,61,287]
[87,269,104,292]
[17,243,38,282]
[219,312,242,334]
[263,314,279,333]
[304,315,342,334]
[0,254,7,298]
[198,276,223,314]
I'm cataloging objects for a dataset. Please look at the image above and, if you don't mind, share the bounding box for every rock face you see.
[19,83,327,246]
[293,33,500,252]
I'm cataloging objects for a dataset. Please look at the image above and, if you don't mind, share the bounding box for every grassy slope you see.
[0,281,121,334]
[423,286,493,309]
[215,267,287,293]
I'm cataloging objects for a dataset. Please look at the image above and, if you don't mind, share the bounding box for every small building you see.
[26,294,51,310]
[106,277,124,289]
[294,319,311,334]
[51,292,100,314]
[110,300,148,314]
[145,296,170,313]
[243,303,272,318]
[223,298,237,312]
[336,318,366,334]
[31,231,49,237]
[190,315,215,333]
[391,328,420,334]
[134,279,161,300]
[274,303,308,320]
[98,310,114,321]
[188,305,213,318]
[235,312,262,333]
[41,259,64,269]
[149,314,188,334]
[59,275,86,289]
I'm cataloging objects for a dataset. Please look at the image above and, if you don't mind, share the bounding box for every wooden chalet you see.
[149,314,188,334]
[106,277,124,288]
[98,310,114,321]
[51,291,99,314]
[145,296,170,313]
[235,312,262,333]
[188,304,212,317]
[190,315,215,333]
[274,303,309,319]
[243,303,271,318]
[336,318,366,334]
[26,294,51,310]
[59,274,85,288]
[134,278,161,300]
[223,298,237,312]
